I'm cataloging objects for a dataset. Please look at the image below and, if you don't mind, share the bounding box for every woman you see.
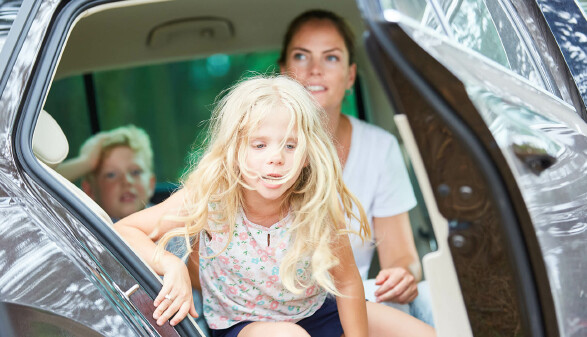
[279,9,434,326]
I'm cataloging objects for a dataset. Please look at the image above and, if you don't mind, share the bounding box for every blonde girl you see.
[114,76,434,337]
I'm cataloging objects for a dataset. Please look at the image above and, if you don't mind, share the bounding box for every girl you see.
[114,76,434,337]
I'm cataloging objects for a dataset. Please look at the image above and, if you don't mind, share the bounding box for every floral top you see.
[199,210,327,329]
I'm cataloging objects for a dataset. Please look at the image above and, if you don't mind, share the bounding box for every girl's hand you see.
[153,256,199,326]
[374,267,418,304]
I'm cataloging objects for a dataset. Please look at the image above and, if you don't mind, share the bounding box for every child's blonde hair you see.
[80,124,154,179]
[159,75,369,295]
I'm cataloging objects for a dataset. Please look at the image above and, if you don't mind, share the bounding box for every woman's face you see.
[281,19,356,118]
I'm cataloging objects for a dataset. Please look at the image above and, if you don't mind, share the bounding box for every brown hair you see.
[278,9,356,66]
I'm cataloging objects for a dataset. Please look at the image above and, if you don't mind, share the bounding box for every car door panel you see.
[361,3,563,335]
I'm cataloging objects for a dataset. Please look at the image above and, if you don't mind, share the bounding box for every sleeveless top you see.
[199,210,327,329]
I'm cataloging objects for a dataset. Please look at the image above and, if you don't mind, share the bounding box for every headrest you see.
[33,110,69,168]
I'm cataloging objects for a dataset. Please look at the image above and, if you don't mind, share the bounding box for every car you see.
[0,0,586,336]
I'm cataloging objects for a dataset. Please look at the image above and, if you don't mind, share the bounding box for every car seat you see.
[32,109,113,225]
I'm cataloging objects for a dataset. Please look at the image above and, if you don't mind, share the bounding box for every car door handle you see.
[512,142,557,175]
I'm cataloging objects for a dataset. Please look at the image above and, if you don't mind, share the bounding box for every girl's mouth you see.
[261,174,287,185]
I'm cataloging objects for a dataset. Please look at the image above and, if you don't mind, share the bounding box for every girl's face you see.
[83,146,155,220]
[281,19,356,119]
[241,106,303,205]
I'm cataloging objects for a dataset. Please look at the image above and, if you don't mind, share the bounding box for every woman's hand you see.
[153,256,199,326]
[373,267,418,304]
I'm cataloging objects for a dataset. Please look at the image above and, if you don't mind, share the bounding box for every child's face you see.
[241,107,304,204]
[83,145,155,220]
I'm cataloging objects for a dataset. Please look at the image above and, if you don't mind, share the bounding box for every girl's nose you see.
[267,150,284,165]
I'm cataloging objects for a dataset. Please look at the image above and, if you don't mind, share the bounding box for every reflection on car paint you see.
[0,190,133,334]
[467,83,587,337]
[537,0,587,108]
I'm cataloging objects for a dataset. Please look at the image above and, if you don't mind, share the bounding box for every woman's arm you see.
[331,232,368,337]
[372,212,421,304]
[114,188,198,326]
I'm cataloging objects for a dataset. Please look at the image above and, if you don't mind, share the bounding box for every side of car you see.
[360,0,587,336]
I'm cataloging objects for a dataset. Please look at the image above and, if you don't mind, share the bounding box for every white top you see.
[344,116,417,279]
[199,210,326,329]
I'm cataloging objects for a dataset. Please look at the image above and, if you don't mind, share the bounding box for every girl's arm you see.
[331,232,368,337]
[114,188,198,326]
[372,213,421,304]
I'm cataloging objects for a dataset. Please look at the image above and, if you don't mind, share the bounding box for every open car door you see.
[359,0,587,336]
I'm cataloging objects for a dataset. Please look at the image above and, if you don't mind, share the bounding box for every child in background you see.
[57,125,156,221]
[114,76,435,337]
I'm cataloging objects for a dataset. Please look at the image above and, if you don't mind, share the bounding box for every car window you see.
[381,0,548,92]
[45,51,360,185]
[0,0,22,52]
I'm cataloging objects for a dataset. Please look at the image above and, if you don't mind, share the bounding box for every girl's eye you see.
[286,143,296,150]
[104,172,118,179]
[253,143,265,149]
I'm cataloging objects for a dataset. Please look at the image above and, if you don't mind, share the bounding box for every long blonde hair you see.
[157,75,369,295]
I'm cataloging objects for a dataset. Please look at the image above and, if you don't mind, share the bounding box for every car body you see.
[0,0,586,336]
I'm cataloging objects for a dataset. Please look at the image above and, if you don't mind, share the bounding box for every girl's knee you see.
[240,322,309,337]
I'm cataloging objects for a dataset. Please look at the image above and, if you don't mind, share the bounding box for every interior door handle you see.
[114,282,182,337]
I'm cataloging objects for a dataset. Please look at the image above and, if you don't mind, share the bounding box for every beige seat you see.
[33,110,113,226]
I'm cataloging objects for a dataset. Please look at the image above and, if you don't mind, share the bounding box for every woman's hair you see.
[278,9,356,66]
[157,75,369,296]
[80,124,154,176]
